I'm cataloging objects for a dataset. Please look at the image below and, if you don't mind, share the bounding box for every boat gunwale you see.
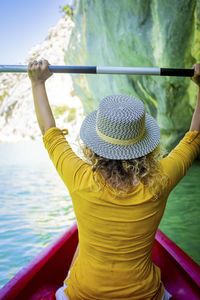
[155,228,200,287]
[0,222,78,300]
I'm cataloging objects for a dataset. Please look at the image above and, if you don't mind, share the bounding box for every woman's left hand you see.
[28,59,53,85]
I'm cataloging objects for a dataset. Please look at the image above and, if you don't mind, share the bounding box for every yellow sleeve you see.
[43,127,89,193]
[160,131,200,191]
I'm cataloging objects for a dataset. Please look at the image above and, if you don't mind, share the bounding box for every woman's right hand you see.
[191,63,200,87]
[28,59,52,85]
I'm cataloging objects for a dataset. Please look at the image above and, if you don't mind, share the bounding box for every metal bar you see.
[0,65,97,74]
[97,66,160,75]
[0,65,194,77]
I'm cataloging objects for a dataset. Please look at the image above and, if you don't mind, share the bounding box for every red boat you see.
[0,222,200,300]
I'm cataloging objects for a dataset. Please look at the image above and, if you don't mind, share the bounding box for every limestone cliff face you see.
[65,0,200,150]
[0,15,83,142]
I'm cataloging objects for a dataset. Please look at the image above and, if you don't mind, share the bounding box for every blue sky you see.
[0,0,73,64]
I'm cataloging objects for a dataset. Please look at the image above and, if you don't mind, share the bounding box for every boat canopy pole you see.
[0,65,194,77]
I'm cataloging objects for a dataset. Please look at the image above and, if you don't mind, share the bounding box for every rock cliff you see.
[66,0,200,150]
[0,15,83,143]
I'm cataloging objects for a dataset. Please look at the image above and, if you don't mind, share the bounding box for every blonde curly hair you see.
[82,143,169,198]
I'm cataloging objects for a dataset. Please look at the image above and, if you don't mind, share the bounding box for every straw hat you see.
[80,94,160,160]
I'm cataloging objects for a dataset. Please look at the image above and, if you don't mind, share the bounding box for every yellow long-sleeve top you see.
[43,128,200,300]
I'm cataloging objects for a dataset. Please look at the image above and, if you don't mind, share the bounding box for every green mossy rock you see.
[65,0,200,150]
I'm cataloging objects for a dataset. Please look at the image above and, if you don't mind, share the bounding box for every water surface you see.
[0,141,75,288]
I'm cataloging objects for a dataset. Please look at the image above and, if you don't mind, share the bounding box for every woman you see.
[28,60,200,300]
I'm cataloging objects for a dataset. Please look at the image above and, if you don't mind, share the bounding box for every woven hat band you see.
[96,125,145,146]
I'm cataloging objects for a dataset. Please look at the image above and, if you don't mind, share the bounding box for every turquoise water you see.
[0,141,76,289]
[159,160,200,265]
[0,141,199,289]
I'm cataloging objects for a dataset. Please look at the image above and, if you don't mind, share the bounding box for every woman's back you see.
[68,178,166,298]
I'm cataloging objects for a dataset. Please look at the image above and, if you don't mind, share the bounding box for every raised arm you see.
[160,64,200,192]
[28,59,55,135]
[190,63,200,132]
